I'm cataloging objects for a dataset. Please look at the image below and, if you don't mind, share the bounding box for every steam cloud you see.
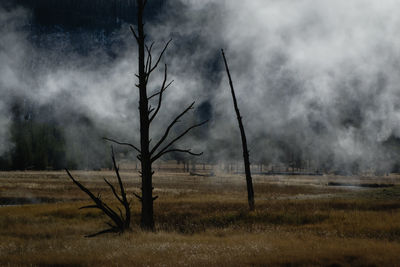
[2,0,400,172]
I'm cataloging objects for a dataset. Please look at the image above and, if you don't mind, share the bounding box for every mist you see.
[1,0,400,172]
[181,0,400,172]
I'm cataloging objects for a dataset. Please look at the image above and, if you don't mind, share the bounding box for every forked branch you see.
[145,42,154,77]
[150,102,195,155]
[149,39,172,75]
[143,39,172,86]
[151,119,208,162]
[149,64,174,122]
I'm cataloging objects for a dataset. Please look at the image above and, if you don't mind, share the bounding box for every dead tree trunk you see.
[105,0,207,231]
[221,49,255,211]
[67,1,207,234]
[136,0,154,231]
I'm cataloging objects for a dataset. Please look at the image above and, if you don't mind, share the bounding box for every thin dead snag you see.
[221,49,255,211]
[66,147,131,237]
[106,0,207,230]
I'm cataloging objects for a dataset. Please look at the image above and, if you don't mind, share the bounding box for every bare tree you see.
[221,49,255,211]
[67,0,206,234]
[104,0,207,230]
[66,147,131,237]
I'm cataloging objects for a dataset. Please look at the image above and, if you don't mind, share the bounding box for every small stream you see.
[0,197,58,207]
[327,182,395,188]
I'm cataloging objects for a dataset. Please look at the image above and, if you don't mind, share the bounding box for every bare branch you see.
[145,43,154,54]
[85,228,119,238]
[149,39,172,75]
[79,205,98,210]
[152,148,203,162]
[148,80,174,101]
[103,137,141,154]
[152,120,208,162]
[111,147,130,226]
[65,169,123,229]
[133,192,143,201]
[117,207,124,221]
[150,102,195,155]
[104,178,124,205]
[145,42,154,77]
[105,222,115,228]
[130,25,139,43]
[149,64,169,123]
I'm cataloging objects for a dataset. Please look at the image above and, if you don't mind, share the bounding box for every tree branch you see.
[149,64,172,123]
[150,102,195,155]
[85,228,119,238]
[148,80,174,101]
[130,25,139,43]
[79,205,98,210]
[148,39,172,75]
[133,192,143,201]
[65,169,123,229]
[66,149,132,236]
[103,137,141,154]
[145,42,154,83]
[111,147,130,226]
[104,178,124,205]
[151,120,208,162]
[152,148,203,162]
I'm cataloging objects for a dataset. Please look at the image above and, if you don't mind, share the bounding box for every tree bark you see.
[221,49,255,211]
[137,0,154,230]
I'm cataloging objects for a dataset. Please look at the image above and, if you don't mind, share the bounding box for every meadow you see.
[1,169,400,266]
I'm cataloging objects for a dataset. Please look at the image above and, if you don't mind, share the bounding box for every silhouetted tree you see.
[67,0,206,233]
[113,0,207,230]
[221,49,255,211]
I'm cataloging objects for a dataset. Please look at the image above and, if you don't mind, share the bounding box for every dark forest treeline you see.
[2,97,400,173]
[0,101,66,170]
[11,0,166,29]
[0,100,111,171]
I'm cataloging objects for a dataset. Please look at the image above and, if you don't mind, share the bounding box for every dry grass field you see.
[1,169,400,266]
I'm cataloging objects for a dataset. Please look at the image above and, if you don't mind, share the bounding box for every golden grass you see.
[1,171,400,266]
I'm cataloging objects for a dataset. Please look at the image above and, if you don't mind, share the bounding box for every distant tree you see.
[221,49,255,211]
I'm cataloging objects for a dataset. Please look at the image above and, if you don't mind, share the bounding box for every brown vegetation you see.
[1,171,400,266]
